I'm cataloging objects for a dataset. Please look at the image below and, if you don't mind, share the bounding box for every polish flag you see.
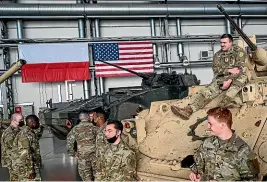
[18,43,90,83]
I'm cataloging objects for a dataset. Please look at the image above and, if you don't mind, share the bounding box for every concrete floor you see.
[1,129,82,181]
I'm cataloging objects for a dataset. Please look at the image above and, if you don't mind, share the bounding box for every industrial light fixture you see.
[182,56,189,67]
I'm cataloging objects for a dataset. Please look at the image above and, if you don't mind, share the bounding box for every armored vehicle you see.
[40,61,200,140]
[122,5,267,181]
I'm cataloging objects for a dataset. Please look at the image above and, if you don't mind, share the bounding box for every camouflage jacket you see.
[212,45,247,80]
[95,122,108,158]
[66,121,98,158]
[195,133,259,181]
[95,140,137,181]
[11,125,41,179]
[1,125,20,168]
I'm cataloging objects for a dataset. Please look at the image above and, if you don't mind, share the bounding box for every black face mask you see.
[18,121,25,127]
[107,135,118,143]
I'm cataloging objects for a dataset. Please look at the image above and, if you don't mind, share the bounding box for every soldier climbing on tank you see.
[171,34,248,120]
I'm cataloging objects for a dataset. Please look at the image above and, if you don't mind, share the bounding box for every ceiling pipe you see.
[0,3,267,18]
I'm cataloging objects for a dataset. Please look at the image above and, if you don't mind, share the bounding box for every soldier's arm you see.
[237,145,259,180]
[66,127,76,156]
[32,134,41,175]
[1,131,14,165]
[94,152,105,181]
[122,150,137,181]
[194,142,205,176]
[17,135,35,177]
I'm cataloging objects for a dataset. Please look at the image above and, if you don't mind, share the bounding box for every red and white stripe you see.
[95,41,154,78]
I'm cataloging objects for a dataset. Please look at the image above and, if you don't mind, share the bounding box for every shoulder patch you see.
[239,51,244,57]
[21,139,30,147]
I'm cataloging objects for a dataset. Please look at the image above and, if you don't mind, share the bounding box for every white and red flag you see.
[18,43,90,83]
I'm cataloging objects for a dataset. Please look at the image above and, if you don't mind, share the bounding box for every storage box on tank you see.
[14,103,34,116]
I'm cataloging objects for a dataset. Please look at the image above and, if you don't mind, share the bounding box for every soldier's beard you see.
[107,135,118,143]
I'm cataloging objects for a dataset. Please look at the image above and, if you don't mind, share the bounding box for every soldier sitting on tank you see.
[189,107,259,181]
[171,34,248,120]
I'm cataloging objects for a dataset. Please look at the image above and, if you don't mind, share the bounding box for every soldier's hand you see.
[28,173,36,179]
[189,172,201,182]
[221,79,232,90]
[228,67,240,74]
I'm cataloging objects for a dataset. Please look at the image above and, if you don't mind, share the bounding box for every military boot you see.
[170,105,193,120]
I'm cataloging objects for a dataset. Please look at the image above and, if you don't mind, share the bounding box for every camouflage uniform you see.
[1,125,20,181]
[11,125,41,181]
[194,132,259,181]
[95,122,108,175]
[171,45,248,119]
[95,140,137,181]
[67,121,98,181]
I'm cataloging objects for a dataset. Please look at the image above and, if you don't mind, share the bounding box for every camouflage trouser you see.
[8,167,19,181]
[13,166,41,181]
[78,157,96,181]
[189,74,248,112]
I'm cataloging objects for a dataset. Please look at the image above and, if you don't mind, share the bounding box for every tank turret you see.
[0,59,26,84]
[217,4,267,66]
[97,60,200,89]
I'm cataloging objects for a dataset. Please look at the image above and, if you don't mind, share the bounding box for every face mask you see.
[18,121,25,127]
[107,135,118,143]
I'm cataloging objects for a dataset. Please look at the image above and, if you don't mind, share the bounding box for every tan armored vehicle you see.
[122,5,267,181]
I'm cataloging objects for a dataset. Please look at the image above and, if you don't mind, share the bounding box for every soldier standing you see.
[67,112,98,181]
[11,114,41,181]
[94,110,108,174]
[95,120,137,181]
[189,107,259,181]
[171,34,248,120]
[1,113,24,181]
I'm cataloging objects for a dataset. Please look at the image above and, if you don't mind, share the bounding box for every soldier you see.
[189,107,259,181]
[1,113,24,181]
[94,110,108,173]
[67,111,98,181]
[95,120,137,181]
[11,114,41,181]
[171,34,248,120]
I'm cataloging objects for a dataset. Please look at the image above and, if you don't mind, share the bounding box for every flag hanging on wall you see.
[18,43,90,83]
[92,41,154,78]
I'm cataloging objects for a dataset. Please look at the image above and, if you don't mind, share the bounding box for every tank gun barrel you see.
[0,59,26,84]
[97,60,150,80]
[217,4,257,51]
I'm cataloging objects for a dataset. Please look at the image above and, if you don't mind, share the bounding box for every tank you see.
[123,4,267,181]
[40,61,200,140]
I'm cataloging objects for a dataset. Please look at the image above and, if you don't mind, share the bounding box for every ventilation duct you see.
[0,3,267,18]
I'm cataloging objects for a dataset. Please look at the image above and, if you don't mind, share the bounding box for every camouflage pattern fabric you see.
[33,125,44,140]
[95,140,137,181]
[95,122,108,171]
[194,132,259,181]
[189,45,248,112]
[11,125,41,181]
[1,125,20,181]
[67,121,98,181]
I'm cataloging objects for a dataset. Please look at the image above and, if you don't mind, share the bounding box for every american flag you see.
[92,41,154,78]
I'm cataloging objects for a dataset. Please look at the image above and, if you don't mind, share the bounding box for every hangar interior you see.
[1,0,267,181]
